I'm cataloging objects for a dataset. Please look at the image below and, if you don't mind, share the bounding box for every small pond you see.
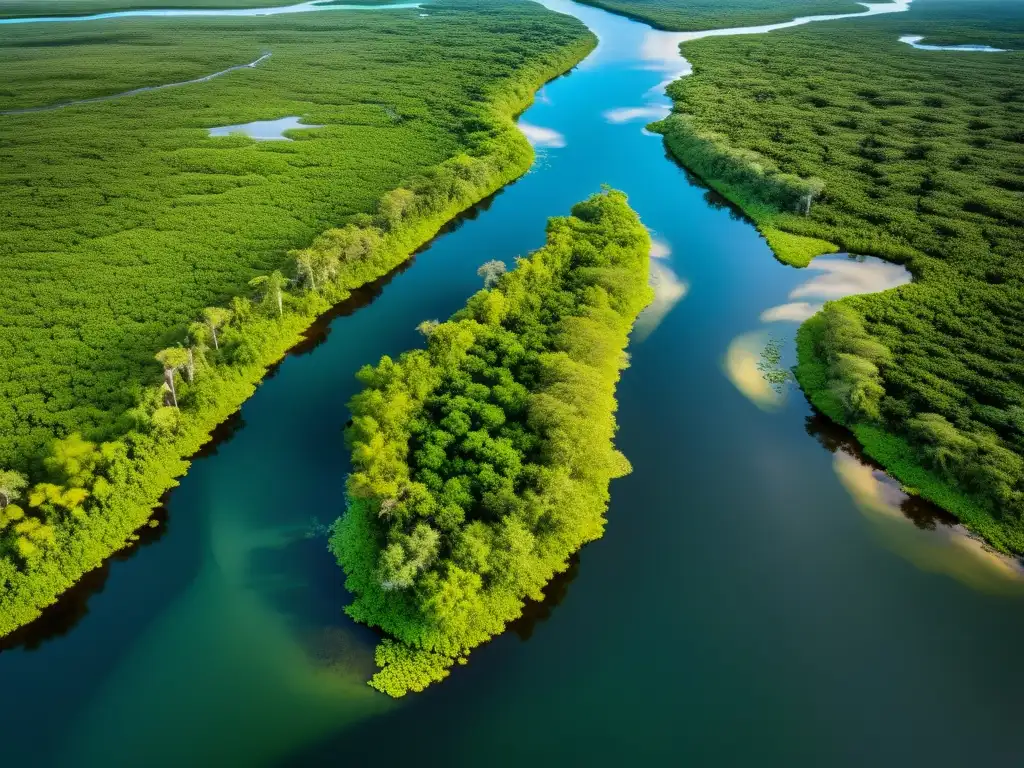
[209,116,324,140]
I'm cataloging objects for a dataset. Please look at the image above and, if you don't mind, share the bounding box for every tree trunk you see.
[165,368,178,408]
[209,322,219,350]
[185,348,195,383]
[276,288,283,317]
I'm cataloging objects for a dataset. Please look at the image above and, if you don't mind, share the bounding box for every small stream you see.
[3,1,1024,766]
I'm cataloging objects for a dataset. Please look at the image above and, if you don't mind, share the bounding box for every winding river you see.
[3,1,1024,766]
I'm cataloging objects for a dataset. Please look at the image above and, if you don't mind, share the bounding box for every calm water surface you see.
[209,114,324,140]
[3,1,1024,766]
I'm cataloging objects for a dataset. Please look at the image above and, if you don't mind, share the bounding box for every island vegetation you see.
[650,0,1024,550]
[330,189,652,696]
[0,0,596,635]
[574,0,869,32]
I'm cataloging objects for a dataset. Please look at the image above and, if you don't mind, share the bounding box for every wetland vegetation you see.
[653,0,1024,550]
[331,189,652,695]
[0,0,595,635]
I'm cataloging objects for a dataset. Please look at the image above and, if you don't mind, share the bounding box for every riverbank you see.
[794,314,1017,553]
[646,0,1024,552]
[0,23,597,637]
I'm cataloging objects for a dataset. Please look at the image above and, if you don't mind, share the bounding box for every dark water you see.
[4,2,1024,766]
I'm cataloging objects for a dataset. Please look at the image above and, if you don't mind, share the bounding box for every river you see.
[3,1,1024,766]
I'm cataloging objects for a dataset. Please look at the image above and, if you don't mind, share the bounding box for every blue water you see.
[2,0,1024,766]
[209,114,323,140]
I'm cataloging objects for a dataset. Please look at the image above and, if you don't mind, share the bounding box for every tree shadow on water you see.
[0,506,170,653]
[509,553,581,642]
[804,410,959,531]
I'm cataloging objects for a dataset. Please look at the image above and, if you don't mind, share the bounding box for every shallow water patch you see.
[209,115,324,141]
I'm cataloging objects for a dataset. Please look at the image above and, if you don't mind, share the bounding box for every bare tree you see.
[477,259,507,288]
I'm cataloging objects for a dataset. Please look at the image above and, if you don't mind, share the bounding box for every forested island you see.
[0,0,595,636]
[644,0,1024,552]
[331,189,652,695]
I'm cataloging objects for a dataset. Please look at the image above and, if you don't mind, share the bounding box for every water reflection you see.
[518,122,567,148]
[60,506,388,767]
[634,237,687,341]
[807,414,1024,594]
[511,555,581,641]
[727,254,911,408]
[0,507,169,653]
[724,329,784,411]
[209,115,324,141]
[603,105,669,124]
[287,258,415,358]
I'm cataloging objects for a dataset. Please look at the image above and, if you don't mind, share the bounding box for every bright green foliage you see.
[809,304,892,422]
[661,0,1024,549]
[761,227,838,267]
[369,640,455,697]
[575,0,866,31]
[0,1,596,636]
[331,190,652,695]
